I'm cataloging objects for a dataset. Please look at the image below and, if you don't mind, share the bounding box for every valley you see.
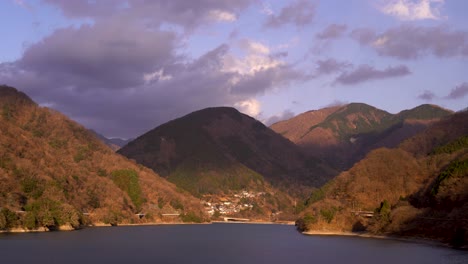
[0,85,466,247]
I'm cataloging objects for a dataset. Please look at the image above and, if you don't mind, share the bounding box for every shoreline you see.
[0,220,294,233]
[302,230,465,249]
[211,220,295,225]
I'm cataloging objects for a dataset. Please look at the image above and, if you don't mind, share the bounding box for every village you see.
[201,190,266,216]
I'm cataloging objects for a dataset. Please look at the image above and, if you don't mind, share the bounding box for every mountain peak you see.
[336,102,390,115]
[397,104,453,120]
[181,106,244,123]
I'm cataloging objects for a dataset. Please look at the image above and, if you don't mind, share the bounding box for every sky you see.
[0,0,467,138]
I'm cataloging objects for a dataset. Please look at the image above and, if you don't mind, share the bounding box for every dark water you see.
[1,224,467,264]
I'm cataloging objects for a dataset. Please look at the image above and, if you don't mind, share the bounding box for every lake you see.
[0,223,467,264]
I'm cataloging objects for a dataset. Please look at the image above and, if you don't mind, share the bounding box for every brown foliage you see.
[300,111,468,246]
[0,86,206,229]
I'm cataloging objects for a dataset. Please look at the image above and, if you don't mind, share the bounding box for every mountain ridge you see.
[271,102,453,170]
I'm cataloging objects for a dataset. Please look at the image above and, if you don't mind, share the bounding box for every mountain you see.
[118,107,336,199]
[108,137,132,148]
[0,85,205,231]
[271,103,453,170]
[90,130,132,151]
[296,111,468,247]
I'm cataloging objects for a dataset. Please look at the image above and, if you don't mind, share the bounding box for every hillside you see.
[296,111,468,247]
[271,103,452,170]
[0,85,206,231]
[118,107,337,218]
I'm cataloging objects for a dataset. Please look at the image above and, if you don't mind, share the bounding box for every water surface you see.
[1,224,466,264]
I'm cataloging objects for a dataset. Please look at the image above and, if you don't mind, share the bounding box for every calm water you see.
[0,224,467,264]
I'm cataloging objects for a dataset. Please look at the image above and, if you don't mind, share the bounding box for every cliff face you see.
[0,85,205,231]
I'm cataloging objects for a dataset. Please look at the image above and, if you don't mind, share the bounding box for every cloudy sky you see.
[1,0,467,138]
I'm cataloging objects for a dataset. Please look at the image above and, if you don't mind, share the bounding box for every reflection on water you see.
[0,224,467,264]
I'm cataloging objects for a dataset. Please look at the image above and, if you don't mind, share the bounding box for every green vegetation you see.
[180,212,203,223]
[431,136,468,155]
[0,208,19,229]
[295,213,317,231]
[375,200,391,221]
[97,168,107,177]
[169,199,184,210]
[20,176,45,199]
[24,199,81,228]
[110,169,143,211]
[294,201,306,214]
[431,160,468,196]
[49,139,67,149]
[2,104,12,120]
[309,103,395,140]
[157,197,165,209]
[74,146,91,162]
[398,104,451,120]
[320,207,337,223]
[87,190,101,209]
[103,210,123,226]
[168,158,264,196]
[305,183,332,205]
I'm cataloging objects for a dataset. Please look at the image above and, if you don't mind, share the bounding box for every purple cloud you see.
[0,18,307,138]
[316,24,348,40]
[315,59,351,75]
[43,0,254,30]
[264,0,315,29]
[352,25,468,60]
[446,83,468,99]
[322,100,348,108]
[350,28,377,45]
[335,65,411,85]
[17,21,177,91]
[418,90,436,101]
[264,109,295,126]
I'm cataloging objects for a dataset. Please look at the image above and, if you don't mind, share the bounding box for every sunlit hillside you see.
[0,86,206,231]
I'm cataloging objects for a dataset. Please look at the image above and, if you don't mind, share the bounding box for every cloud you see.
[379,0,445,21]
[17,21,178,91]
[335,65,411,85]
[350,28,377,45]
[351,25,468,60]
[264,109,295,126]
[235,98,261,117]
[417,90,436,101]
[322,100,348,108]
[314,59,351,75]
[445,83,468,99]
[0,20,306,138]
[316,24,348,40]
[143,69,173,83]
[261,2,274,16]
[238,39,271,55]
[313,24,347,53]
[208,10,237,22]
[264,0,315,29]
[42,0,254,30]
[275,37,300,50]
